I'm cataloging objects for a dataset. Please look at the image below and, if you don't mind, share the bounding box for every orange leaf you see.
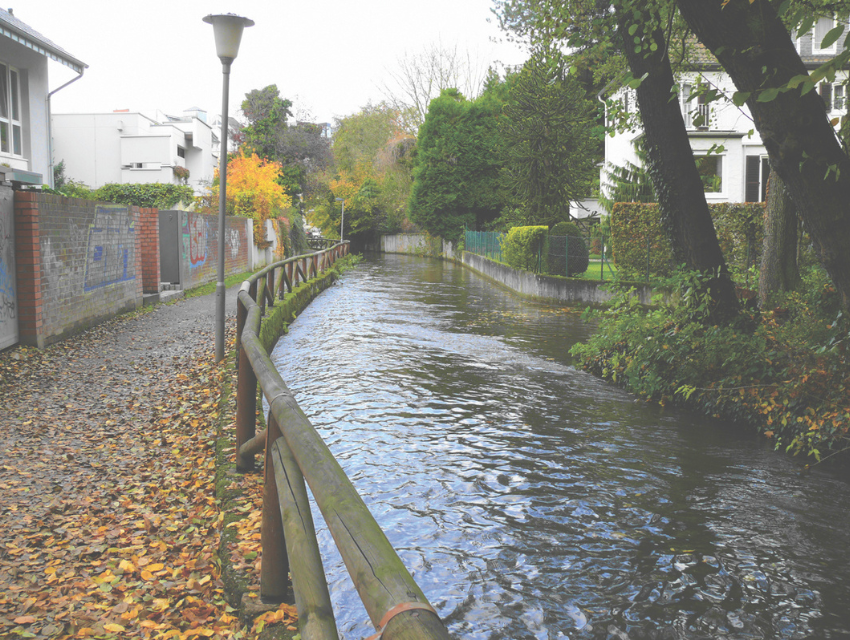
[13,616,36,624]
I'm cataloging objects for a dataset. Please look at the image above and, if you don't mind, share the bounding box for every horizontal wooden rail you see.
[234,243,450,640]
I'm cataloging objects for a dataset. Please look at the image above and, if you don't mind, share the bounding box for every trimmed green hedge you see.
[548,221,589,276]
[502,225,548,273]
[611,202,765,280]
[92,183,195,209]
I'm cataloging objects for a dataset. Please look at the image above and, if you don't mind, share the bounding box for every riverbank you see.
[570,268,850,465]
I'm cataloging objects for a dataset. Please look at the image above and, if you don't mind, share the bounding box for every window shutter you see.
[745,156,760,202]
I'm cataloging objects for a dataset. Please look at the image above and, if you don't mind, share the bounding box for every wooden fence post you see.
[261,414,290,602]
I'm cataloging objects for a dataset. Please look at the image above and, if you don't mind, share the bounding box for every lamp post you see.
[335,197,345,242]
[204,13,254,363]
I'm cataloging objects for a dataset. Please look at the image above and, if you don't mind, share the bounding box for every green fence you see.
[465,230,505,262]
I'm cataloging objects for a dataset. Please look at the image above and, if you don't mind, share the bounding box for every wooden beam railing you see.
[234,242,450,640]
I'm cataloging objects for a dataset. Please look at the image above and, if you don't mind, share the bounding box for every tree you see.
[382,42,489,134]
[309,104,416,243]
[500,47,598,227]
[239,85,331,200]
[492,0,746,320]
[674,0,850,314]
[759,167,801,307]
[204,152,292,237]
[408,88,505,241]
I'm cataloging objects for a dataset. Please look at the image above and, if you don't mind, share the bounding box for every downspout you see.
[46,69,84,188]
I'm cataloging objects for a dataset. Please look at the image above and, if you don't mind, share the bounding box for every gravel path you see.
[0,287,244,638]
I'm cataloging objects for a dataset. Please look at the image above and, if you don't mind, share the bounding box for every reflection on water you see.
[269,254,850,639]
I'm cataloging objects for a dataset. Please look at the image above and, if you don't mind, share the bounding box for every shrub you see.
[501,225,548,272]
[93,183,195,209]
[548,221,590,276]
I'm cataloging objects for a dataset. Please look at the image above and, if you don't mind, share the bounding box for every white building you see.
[601,16,849,205]
[52,107,217,195]
[0,8,86,186]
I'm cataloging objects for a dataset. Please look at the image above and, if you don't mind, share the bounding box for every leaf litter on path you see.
[0,305,289,639]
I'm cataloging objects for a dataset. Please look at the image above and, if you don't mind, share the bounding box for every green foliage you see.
[610,203,675,280]
[240,85,293,160]
[53,160,67,191]
[288,211,310,256]
[610,202,765,281]
[548,221,590,276]
[711,203,765,280]
[408,88,505,242]
[501,225,549,273]
[571,266,850,462]
[500,46,598,227]
[93,183,194,209]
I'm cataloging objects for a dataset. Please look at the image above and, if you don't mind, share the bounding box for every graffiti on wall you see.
[0,215,15,321]
[84,206,136,292]
[186,214,209,267]
[228,228,241,259]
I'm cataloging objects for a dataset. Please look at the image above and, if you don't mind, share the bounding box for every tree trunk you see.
[676,0,850,315]
[616,11,740,321]
[759,167,800,308]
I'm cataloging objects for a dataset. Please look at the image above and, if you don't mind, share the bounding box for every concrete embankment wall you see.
[379,233,652,306]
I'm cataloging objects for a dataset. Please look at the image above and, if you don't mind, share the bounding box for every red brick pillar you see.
[14,191,44,348]
[137,207,160,294]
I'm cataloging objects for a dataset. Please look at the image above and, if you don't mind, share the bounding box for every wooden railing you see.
[234,242,450,640]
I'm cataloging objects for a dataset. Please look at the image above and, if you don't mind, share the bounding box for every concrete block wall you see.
[138,208,160,294]
[180,211,250,291]
[14,192,143,348]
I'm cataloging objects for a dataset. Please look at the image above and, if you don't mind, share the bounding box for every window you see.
[0,62,22,156]
[813,16,838,54]
[177,146,185,158]
[695,155,722,193]
[835,84,846,111]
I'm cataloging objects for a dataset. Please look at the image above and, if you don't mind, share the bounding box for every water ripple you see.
[269,255,850,640]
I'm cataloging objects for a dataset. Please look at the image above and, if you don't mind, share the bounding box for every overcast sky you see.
[25,0,528,125]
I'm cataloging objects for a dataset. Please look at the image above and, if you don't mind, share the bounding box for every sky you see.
[25,0,529,125]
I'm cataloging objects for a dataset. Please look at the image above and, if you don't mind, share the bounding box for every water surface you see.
[269,254,850,639]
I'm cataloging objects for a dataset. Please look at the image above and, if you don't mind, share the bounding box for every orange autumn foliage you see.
[210,152,292,236]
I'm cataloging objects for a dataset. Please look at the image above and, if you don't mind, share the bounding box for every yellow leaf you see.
[147,563,165,572]
[119,559,136,572]
[104,623,126,632]
[141,570,153,581]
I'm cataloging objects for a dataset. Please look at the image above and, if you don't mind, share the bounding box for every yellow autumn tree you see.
[206,151,292,237]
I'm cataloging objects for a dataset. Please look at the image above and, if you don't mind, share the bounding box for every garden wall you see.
[380,233,458,259]
[180,211,251,291]
[461,252,652,305]
[14,192,147,348]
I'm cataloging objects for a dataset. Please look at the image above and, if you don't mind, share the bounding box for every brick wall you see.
[14,192,143,348]
[138,208,160,294]
[180,211,250,290]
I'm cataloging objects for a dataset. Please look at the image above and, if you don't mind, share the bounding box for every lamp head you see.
[203,14,254,64]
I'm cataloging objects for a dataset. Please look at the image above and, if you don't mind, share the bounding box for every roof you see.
[0,8,86,74]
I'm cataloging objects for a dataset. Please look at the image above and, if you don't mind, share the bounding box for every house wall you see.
[14,191,143,348]
[0,39,50,179]
[179,211,250,290]
[53,112,214,194]
[52,113,156,187]
[0,185,17,348]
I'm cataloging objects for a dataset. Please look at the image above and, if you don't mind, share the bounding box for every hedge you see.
[610,202,765,280]
[548,221,590,276]
[502,225,549,273]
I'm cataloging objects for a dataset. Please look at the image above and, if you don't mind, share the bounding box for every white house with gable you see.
[52,107,217,196]
[0,7,86,187]
[601,16,849,206]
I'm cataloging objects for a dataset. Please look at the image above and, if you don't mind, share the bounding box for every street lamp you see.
[204,13,254,363]
[335,197,345,242]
